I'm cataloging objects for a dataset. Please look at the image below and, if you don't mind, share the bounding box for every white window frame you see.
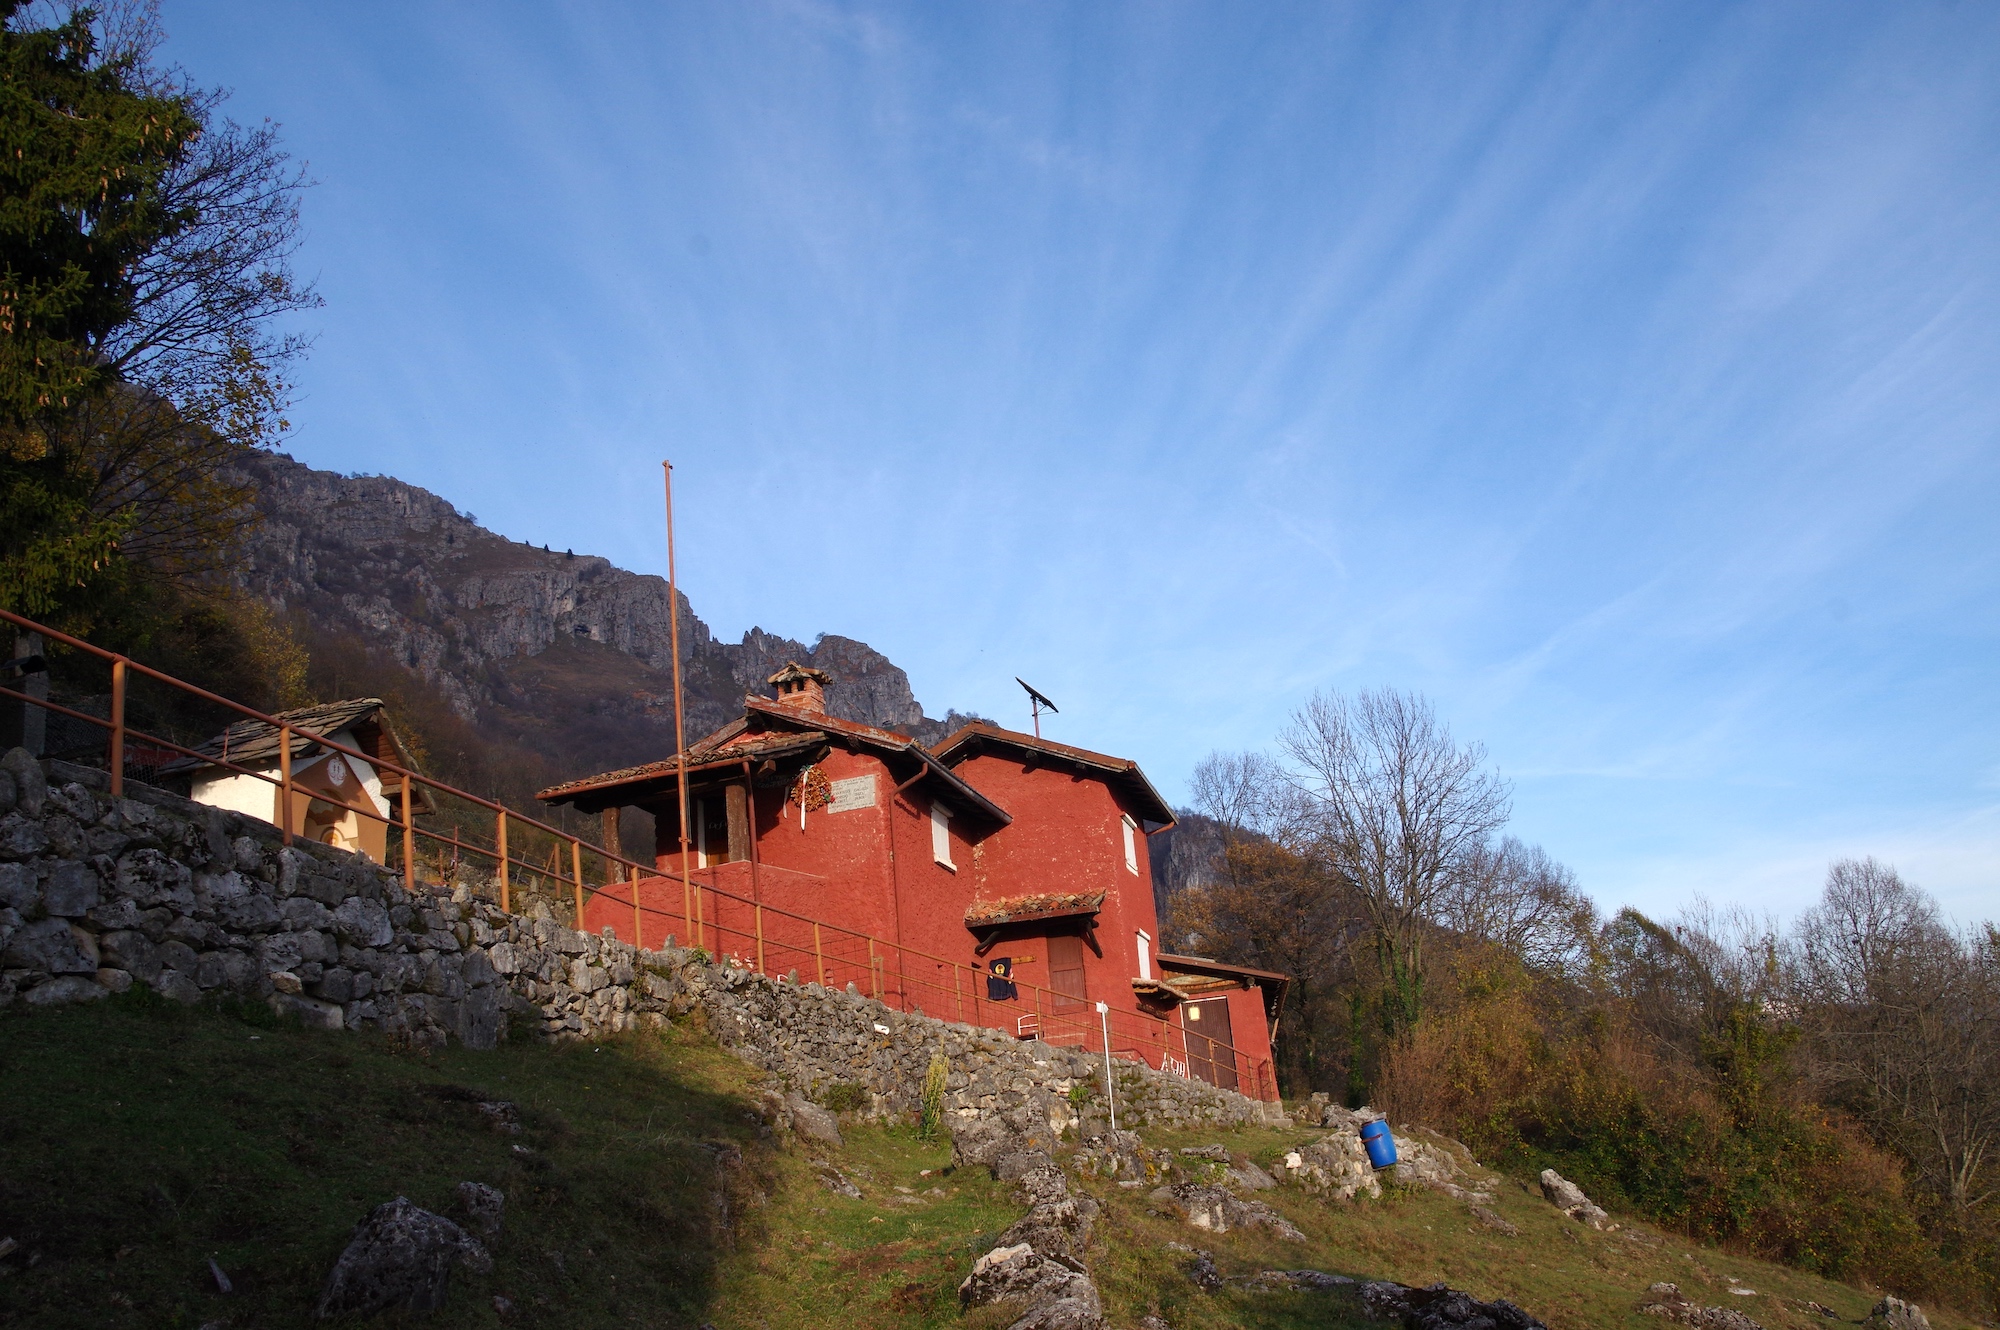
[931,801,955,870]
[1121,814,1139,874]
[1136,929,1153,981]
[695,797,708,868]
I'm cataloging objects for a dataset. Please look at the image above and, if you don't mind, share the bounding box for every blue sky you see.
[158,2,1998,926]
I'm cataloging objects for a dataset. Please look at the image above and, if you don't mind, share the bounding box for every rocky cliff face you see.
[225,452,977,784]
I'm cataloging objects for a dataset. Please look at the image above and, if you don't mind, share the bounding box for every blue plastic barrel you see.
[1360,1119,1398,1169]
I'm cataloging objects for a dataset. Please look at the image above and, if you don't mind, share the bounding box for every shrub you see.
[1379,998,1944,1294]
[919,1053,949,1141]
[815,1082,868,1114]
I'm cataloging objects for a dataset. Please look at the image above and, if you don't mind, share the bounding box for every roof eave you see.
[936,722,1175,826]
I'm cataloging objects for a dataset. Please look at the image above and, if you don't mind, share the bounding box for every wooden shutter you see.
[931,802,953,867]
[725,784,750,863]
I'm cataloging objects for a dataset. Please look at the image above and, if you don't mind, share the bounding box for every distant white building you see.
[163,699,430,864]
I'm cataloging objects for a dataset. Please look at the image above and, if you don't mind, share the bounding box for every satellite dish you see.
[1015,678,1058,738]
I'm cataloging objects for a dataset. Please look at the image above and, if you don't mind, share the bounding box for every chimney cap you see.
[766,661,832,689]
[767,660,832,712]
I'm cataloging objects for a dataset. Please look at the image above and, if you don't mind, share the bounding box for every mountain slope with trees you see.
[1160,687,1999,1314]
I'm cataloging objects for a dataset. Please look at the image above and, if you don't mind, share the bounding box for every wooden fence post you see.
[571,837,585,930]
[630,865,642,950]
[277,724,293,846]
[402,775,416,891]
[108,659,125,797]
[496,809,509,912]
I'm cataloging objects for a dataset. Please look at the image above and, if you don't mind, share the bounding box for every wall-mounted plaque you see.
[827,774,877,813]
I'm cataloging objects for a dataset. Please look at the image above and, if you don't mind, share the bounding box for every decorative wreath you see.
[788,764,833,812]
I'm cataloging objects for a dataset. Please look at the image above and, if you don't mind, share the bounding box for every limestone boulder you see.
[1148,1182,1305,1242]
[785,1093,843,1148]
[0,813,50,860]
[1255,1269,1355,1293]
[455,1181,505,1239]
[1539,1169,1610,1230]
[1637,1282,1764,1330]
[1272,1130,1381,1201]
[1864,1297,1931,1330]
[3,917,99,973]
[25,975,109,1006]
[41,861,100,916]
[0,861,35,911]
[1363,1279,1548,1329]
[1225,1160,1277,1191]
[950,1113,1024,1170]
[316,1196,492,1317]
[0,748,45,816]
[958,1243,1103,1330]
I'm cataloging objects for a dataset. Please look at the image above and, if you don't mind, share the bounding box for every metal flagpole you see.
[664,462,695,951]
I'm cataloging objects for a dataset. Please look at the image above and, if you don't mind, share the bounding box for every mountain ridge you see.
[222,450,985,801]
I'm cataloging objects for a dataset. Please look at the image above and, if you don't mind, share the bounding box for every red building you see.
[537,664,1286,1098]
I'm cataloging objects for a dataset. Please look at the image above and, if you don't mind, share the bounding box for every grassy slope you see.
[0,996,1971,1330]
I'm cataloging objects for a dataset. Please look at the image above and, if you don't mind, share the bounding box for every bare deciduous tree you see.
[1281,688,1510,1030]
[1439,835,1598,979]
[1167,750,1363,1091]
[1791,858,2000,1213]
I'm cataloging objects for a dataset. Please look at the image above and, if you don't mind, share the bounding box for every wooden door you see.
[1048,934,1087,1010]
[1183,997,1238,1091]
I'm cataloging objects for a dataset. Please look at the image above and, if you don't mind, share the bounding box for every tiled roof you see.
[963,890,1107,928]
[933,722,1176,826]
[159,699,388,775]
[534,730,826,801]
[538,696,1011,828]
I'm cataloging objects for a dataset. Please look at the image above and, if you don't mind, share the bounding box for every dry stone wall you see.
[0,752,1284,1134]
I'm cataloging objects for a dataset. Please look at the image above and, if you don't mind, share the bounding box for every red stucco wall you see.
[945,750,1160,1021]
[577,730,1280,1099]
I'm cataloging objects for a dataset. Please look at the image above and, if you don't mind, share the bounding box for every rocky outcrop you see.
[957,1117,1108,1330]
[1637,1283,1764,1330]
[959,1244,1102,1330]
[1253,1269,1355,1293]
[783,1093,843,1148]
[995,1148,1101,1265]
[1362,1280,1548,1329]
[1864,1297,1932,1330]
[1070,1129,1181,1185]
[1273,1130,1382,1201]
[226,451,979,749]
[1539,1168,1611,1230]
[1147,1182,1306,1242]
[454,1182,505,1240]
[315,1196,492,1317]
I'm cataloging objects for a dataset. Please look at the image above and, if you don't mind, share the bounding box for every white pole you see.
[1096,1000,1117,1133]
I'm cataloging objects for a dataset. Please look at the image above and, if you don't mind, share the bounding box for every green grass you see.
[1077,1123,1983,1330]
[713,1124,1021,1329]
[0,990,769,1328]
[0,993,1977,1330]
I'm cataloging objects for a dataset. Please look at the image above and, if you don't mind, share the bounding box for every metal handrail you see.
[0,607,1279,1101]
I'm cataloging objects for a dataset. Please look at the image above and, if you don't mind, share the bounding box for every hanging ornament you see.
[789,764,832,829]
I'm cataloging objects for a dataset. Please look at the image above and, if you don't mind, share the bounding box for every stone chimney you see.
[767,661,832,715]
